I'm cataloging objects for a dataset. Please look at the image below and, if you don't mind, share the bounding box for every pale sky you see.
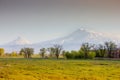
[0,0,120,44]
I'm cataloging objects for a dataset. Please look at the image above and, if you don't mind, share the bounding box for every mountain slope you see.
[0,29,120,53]
[37,29,120,51]
[0,36,31,52]
[5,36,31,45]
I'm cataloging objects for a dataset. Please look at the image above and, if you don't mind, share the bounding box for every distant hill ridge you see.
[0,28,120,53]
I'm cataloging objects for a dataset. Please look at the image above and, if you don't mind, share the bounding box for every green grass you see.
[0,58,120,80]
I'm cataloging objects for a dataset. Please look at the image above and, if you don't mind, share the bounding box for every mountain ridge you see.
[4,36,31,46]
[0,29,120,52]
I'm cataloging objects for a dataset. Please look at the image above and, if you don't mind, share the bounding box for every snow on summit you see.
[6,36,31,45]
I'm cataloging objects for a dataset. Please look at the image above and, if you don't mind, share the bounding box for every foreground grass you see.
[0,58,120,80]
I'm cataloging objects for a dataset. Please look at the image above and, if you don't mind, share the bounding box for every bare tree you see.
[40,48,46,58]
[47,47,55,58]
[80,43,94,58]
[94,44,106,57]
[20,48,34,58]
[104,41,117,58]
[54,44,62,59]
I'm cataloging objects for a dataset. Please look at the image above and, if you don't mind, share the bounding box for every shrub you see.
[10,51,18,56]
[78,50,85,58]
[65,50,85,59]
[65,50,96,59]
[71,50,79,59]
[0,48,4,56]
[88,51,96,59]
[64,51,73,59]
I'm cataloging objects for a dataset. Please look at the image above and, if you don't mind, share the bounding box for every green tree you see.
[11,51,17,56]
[64,51,73,59]
[88,51,96,59]
[40,48,46,58]
[20,48,34,58]
[105,41,117,58]
[0,48,4,56]
[71,50,80,59]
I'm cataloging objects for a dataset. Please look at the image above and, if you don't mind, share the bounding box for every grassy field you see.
[0,58,120,80]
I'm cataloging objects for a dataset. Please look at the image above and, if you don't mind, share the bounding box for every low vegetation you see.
[0,48,4,56]
[0,58,120,80]
[0,41,120,80]
[0,41,120,59]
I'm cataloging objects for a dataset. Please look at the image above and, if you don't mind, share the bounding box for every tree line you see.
[0,41,120,59]
[65,41,120,59]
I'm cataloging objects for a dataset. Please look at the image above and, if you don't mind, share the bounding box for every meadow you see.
[0,58,120,80]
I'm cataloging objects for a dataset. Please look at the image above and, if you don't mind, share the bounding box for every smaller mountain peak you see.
[5,36,31,45]
[15,36,31,45]
[75,28,88,33]
[16,36,24,40]
[79,28,86,31]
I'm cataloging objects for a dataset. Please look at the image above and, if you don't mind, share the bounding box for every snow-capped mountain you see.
[0,29,120,53]
[0,36,31,52]
[37,28,120,51]
[61,29,115,44]
[5,36,31,45]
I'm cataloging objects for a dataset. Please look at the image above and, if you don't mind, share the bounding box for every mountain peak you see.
[6,36,31,45]
[69,28,90,37]
[16,36,25,40]
[76,28,87,32]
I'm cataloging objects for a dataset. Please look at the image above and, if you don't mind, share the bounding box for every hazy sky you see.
[0,0,120,44]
